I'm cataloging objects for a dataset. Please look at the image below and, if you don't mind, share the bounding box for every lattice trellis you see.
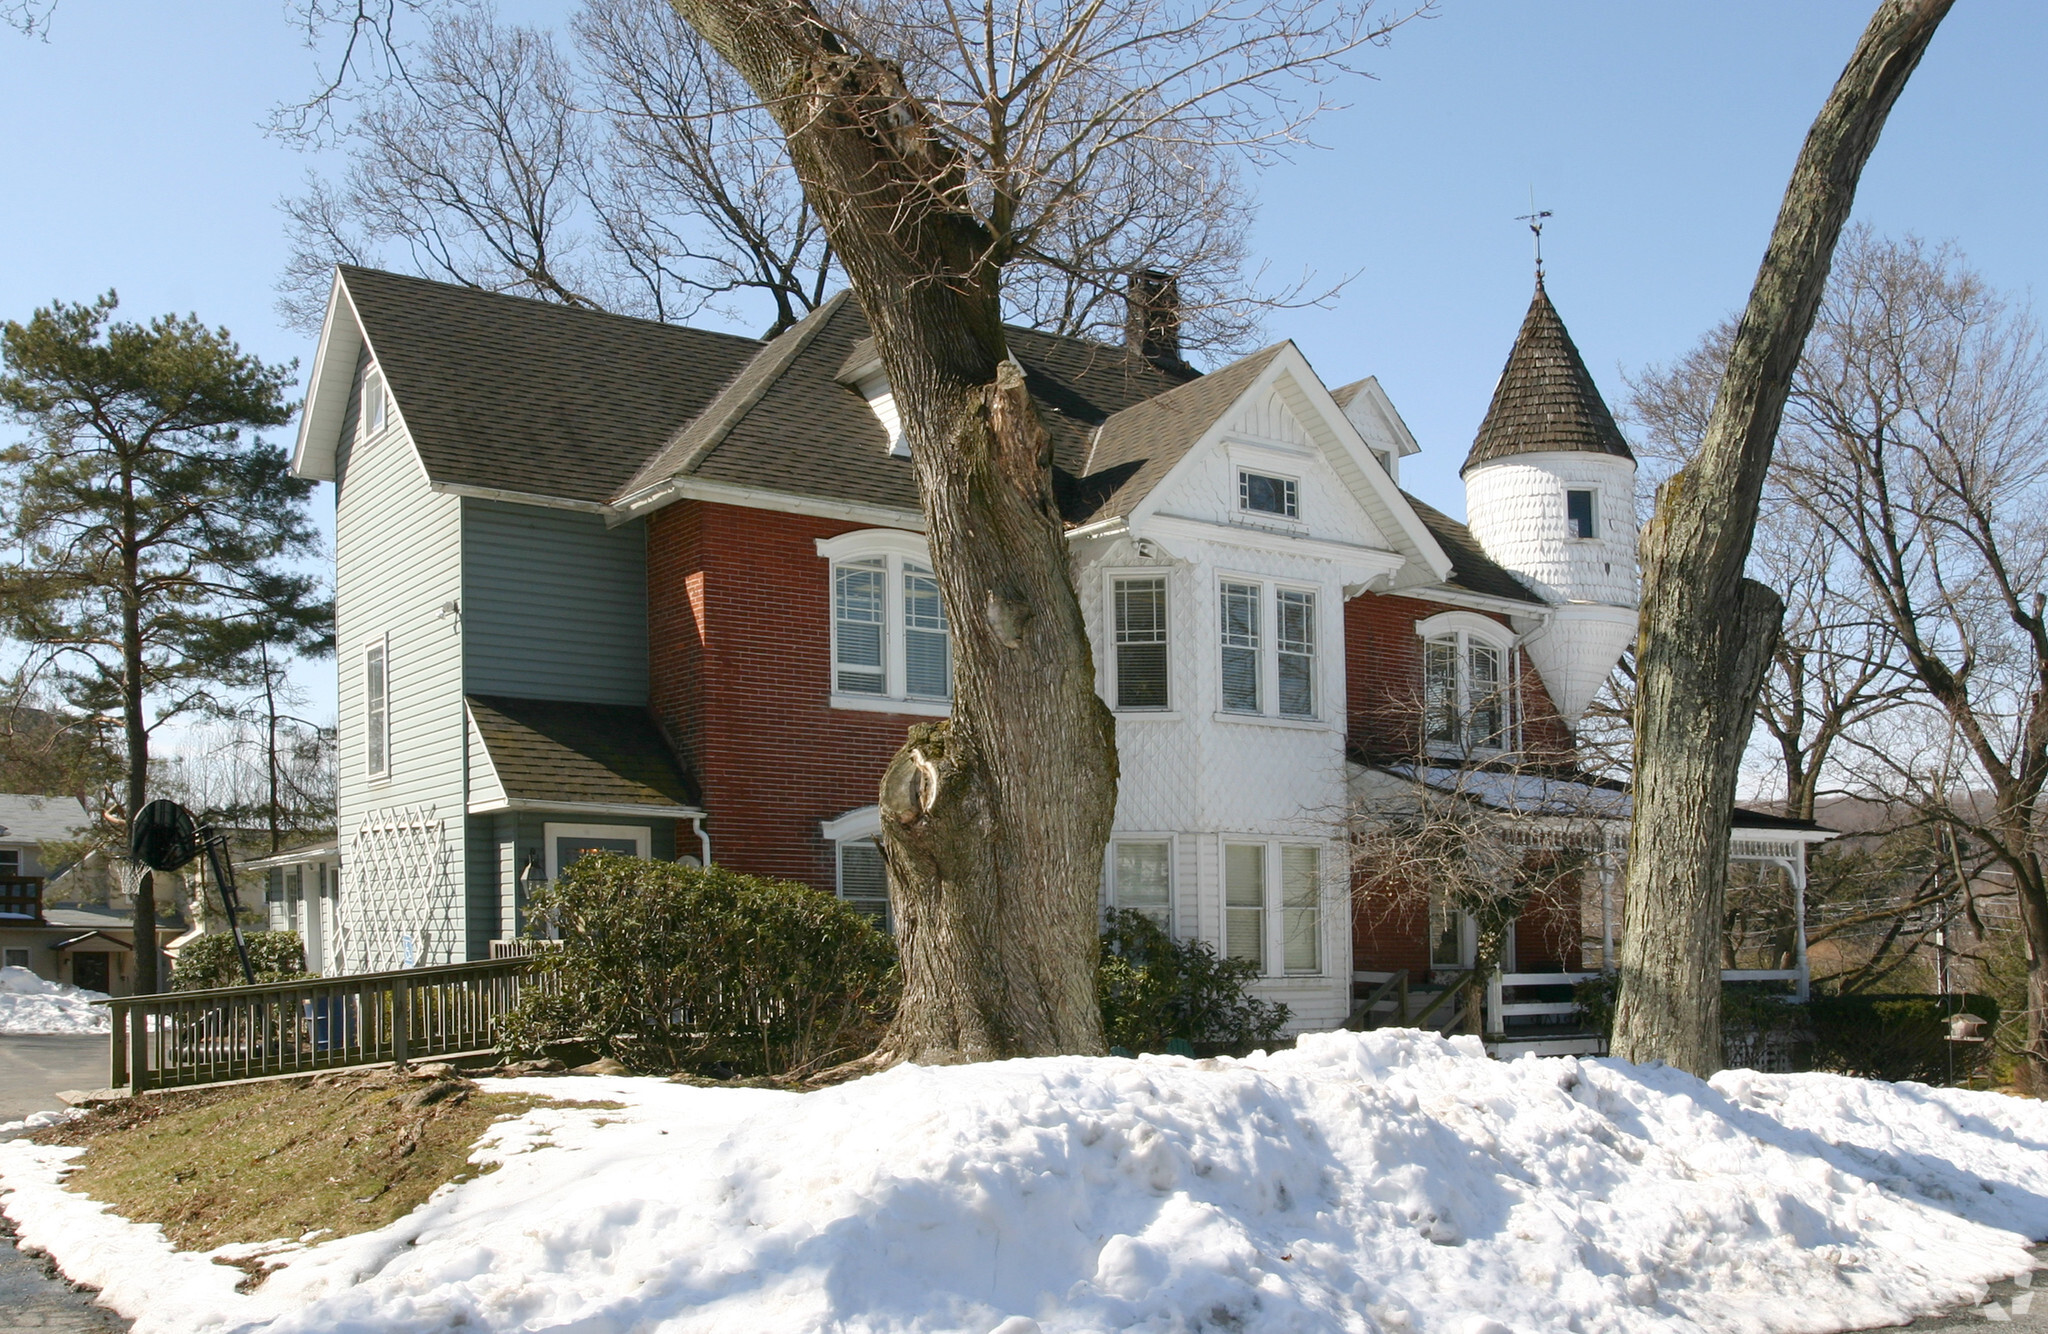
[337,805,453,973]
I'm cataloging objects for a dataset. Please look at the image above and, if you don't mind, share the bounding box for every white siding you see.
[333,354,468,973]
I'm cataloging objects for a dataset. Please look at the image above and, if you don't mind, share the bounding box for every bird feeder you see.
[1946,1012,1987,1043]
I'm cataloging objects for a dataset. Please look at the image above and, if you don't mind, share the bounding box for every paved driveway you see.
[0,1034,111,1126]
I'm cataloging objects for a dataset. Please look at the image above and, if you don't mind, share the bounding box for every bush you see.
[1098,909,1289,1054]
[1807,992,2003,1085]
[497,855,897,1077]
[171,930,310,990]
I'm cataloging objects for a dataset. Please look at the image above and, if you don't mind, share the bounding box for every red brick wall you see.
[648,500,927,891]
[1343,591,1569,762]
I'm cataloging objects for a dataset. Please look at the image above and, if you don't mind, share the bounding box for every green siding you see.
[461,499,648,704]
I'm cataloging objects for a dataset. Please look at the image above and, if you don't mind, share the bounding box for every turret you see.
[1462,278,1637,724]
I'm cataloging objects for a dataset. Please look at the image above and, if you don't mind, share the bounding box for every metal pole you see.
[202,833,258,985]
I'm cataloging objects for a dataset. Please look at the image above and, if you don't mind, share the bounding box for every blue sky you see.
[3,1,2042,729]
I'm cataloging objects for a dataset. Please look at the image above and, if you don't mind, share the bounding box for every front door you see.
[71,951,110,992]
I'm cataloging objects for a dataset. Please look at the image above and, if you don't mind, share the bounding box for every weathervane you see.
[1516,194,1553,281]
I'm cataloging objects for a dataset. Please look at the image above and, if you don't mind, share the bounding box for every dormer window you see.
[1566,489,1597,539]
[1238,470,1297,520]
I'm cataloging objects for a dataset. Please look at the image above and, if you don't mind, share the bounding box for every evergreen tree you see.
[0,293,329,993]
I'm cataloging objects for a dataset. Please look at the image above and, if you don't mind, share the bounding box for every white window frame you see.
[1104,567,1174,715]
[1214,571,1327,726]
[1415,610,1518,758]
[363,635,391,781]
[1221,835,1330,978]
[1565,487,1598,541]
[817,530,952,715]
[1105,834,1176,933]
[360,366,387,440]
[542,822,652,880]
[823,806,891,929]
[1235,466,1301,523]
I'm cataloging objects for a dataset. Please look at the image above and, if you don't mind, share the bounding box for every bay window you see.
[1218,577,1318,720]
[819,532,952,710]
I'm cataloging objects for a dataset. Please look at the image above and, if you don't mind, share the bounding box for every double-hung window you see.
[1111,839,1172,929]
[1223,840,1324,975]
[837,838,891,929]
[822,533,953,710]
[1112,576,1170,710]
[1419,614,1514,754]
[1566,488,1597,539]
[1218,578,1318,720]
[364,637,390,779]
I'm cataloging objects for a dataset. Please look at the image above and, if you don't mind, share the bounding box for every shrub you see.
[1807,992,2003,1085]
[171,930,310,990]
[497,855,897,1077]
[1098,909,1289,1054]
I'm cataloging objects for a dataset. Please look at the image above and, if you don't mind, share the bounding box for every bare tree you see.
[1611,0,1951,1077]
[1766,233,2048,1087]
[277,0,1346,349]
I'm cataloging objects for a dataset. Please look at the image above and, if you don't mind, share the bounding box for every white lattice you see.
[338,804,453,973]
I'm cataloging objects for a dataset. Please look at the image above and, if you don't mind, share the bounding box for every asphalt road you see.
[1881,1249,2048,1331]
[0,1035,111,1126]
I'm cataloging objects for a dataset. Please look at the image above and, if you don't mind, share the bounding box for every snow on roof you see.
[1385,764,1833,836]
[0,794,89,846]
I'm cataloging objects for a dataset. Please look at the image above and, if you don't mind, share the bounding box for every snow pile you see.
[0,1107,87,1138]
[5,1030,2048,1334]
[0,964,110,1035]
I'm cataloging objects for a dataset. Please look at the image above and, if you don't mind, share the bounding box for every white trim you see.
[814,529,929,562]
[1397,584,1550,622]
[468,798,703,820]
[291,271,365,481]
[1141,512,1405,586]
[1414,609,1515,646]
[828,693,951,717]
[542,822,652,879]
[1213,567,1328,724]
[820,805,883,842]
[609,476,924,530]
[1210,711,1338,733]
[431,481,613,514]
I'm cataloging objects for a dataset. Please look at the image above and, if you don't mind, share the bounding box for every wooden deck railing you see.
[0,876,45,925]
[104,957,544,1092]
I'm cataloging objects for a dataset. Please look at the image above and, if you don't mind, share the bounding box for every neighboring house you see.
[291,267,1824,1036]
[0,794,182,994]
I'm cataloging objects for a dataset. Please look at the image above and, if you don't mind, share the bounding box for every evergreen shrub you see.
[171,930,310,990]
[497,855,897,1077]
[1098,908,1289,1054]
[1807,992,2002,1084]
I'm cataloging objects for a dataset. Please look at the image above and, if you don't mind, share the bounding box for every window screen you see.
[1281,845,1320,974]
[365,642,388,776]
[902,562,951,698]
[834,559,887,694]
[1113,841,1171,929]
[1113,577,1169,710]
[1566,489,1597,539]
[838,839,891,929]
[1276,589,1315,718]
[1224,843,1265,969]
[1220,582,1261,712]
[1238,471,1298,518]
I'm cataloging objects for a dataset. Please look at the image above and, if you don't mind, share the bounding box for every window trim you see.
[1235,466,1302,523]
[1565,487,1598,541]
[1105,834,1176,934]
[816,531,953,713]
[1220,835,1330,978]
[1414,611,1518,758]
[542,822,651,880]
[1105,568,1173,714]
[363,635,391,782]
[1215,571,1327,725]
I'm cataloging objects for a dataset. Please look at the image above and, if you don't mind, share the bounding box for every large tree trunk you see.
[668,0,1114,1060]
[1612,0,1951,1075]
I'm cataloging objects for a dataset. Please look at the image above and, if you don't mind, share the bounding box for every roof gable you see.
[1463,279,1633,475]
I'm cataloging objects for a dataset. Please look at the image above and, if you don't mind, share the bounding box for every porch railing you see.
[104,957,544,1092]
[0,876,45,925]
[1353,964,1808,1043]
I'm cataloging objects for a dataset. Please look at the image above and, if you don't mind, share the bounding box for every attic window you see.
[1238,470,1297,520]
[1566,489,1597,539]
[361,369,386,439]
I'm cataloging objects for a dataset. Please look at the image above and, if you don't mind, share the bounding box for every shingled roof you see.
[468,695,700,811]
[341,267,763,505]
[1462,279,1633,475]
[1401,494,1544,605]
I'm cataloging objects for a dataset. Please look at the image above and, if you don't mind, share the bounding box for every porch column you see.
[1790,854,1810,1002]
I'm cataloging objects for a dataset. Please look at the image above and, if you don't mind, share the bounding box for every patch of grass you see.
[30,1068,541,1254]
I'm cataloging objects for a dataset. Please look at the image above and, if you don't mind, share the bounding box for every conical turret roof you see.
[1462,279,1633,475]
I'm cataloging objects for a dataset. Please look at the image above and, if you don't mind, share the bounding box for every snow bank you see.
[5,1030,2048,1334]
[0,964,110,1035]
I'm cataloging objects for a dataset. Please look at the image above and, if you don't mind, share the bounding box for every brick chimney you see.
[1125,269,1189,374]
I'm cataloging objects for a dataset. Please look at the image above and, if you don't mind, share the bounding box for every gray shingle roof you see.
[0,795,89,845]
[1463,279,1633,475]
[468,696,700,810]
[341,267,763,505]
[1401,494,1546,605]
